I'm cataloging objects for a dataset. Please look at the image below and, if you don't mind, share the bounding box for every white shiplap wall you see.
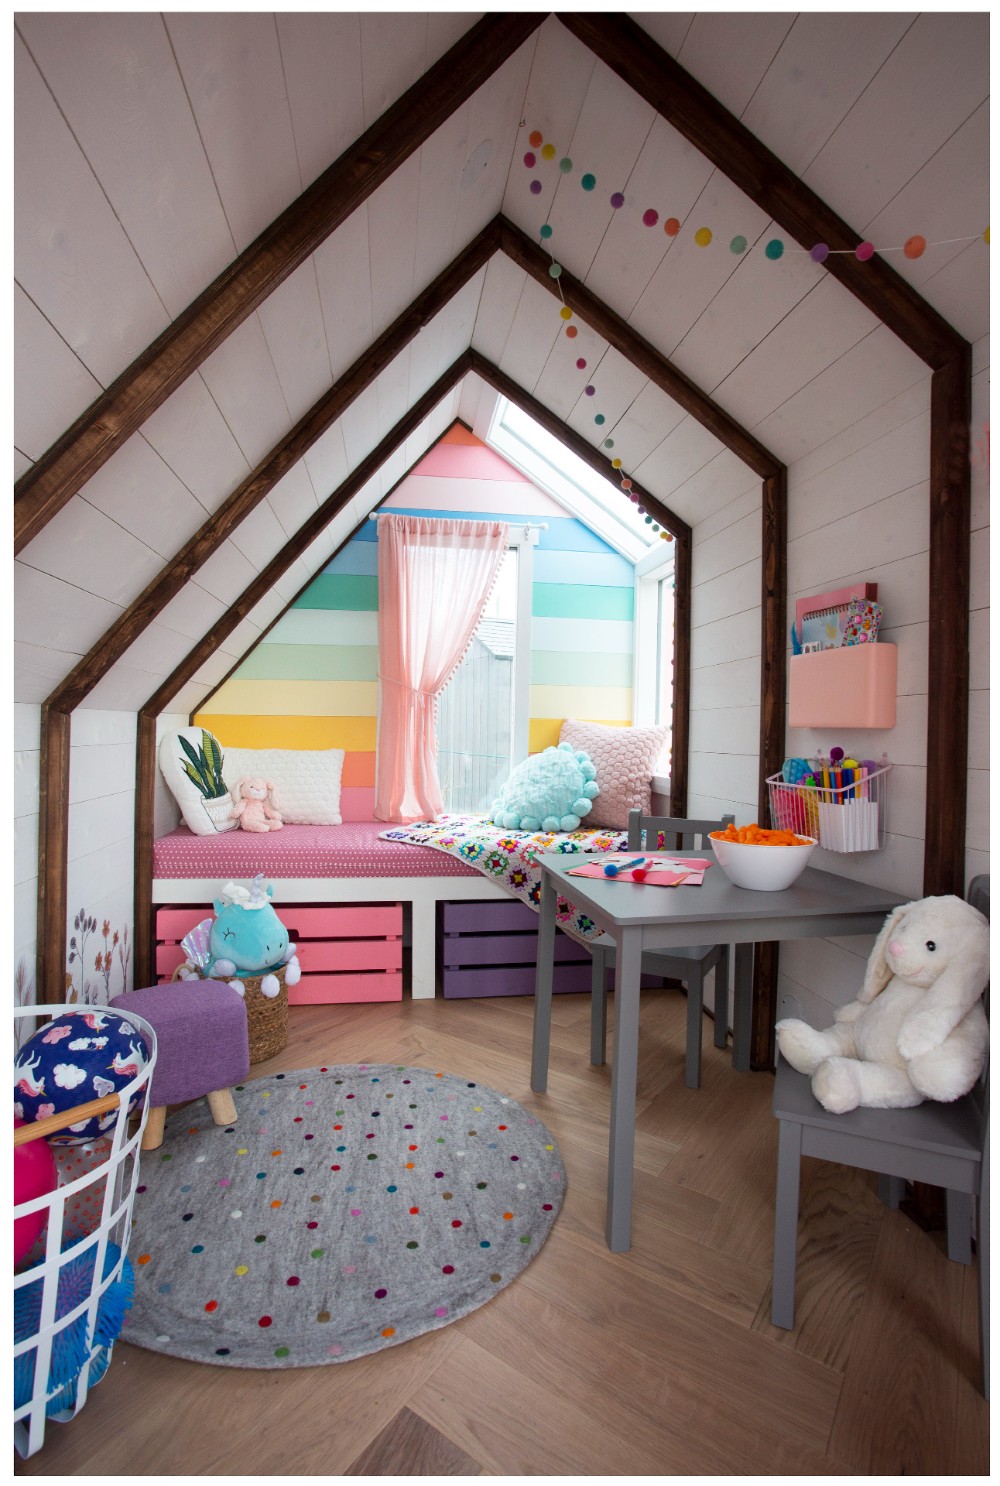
[13,708,142,1009]
[64,711,139,1005]
[13,705,42,1011]
[966,334,990,889]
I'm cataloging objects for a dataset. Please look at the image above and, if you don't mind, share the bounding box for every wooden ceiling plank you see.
[559,12,968,372]
[14,12,544,553]
[500,14,596,242]
[499,217,781,478]
[43,222,501,714]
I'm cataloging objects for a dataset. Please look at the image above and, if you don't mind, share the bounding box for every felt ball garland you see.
[522,125,987,541]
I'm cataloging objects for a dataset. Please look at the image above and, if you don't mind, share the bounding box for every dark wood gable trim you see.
[499,221,780,480]
[13,12,544,554]
[561,11,972,903]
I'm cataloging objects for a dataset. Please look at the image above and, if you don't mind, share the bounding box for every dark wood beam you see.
[750,467,788,1069]
[924,351,973,896]
[499,219,781,479]
[133,358,474,979]
[44,221,502,713]
[14,13,543,552]
[466,351,689,545]
[37,706,72,1004]
[758,469,788,815]
[559,13,968,372]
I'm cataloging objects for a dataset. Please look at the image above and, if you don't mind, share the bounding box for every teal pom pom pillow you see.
[489,743,600,832]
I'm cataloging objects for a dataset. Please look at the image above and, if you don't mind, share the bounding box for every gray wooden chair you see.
[770,874,989,1397]
[589,809,735,1089]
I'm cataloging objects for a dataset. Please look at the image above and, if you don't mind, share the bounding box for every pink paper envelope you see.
[567,856,711,886]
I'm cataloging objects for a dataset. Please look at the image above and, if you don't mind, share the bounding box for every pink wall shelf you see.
[789,644,897,729]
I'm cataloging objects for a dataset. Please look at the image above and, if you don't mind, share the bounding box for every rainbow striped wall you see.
[196,425,635,819]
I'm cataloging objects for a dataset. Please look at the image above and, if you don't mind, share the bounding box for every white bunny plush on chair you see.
[775,894,989,1114]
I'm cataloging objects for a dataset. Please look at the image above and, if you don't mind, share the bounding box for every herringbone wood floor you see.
[16,991,988,1476]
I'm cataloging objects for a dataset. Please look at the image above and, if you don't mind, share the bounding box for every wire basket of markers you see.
[767,762,891,853]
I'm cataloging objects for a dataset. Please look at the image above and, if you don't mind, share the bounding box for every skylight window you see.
[486,398,664,563]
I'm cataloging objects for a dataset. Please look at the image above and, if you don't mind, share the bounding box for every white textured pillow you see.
[222,747,345,825]
[158,728,238,836]
[558,718,669,829]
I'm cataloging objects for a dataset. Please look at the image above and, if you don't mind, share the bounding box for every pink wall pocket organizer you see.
[789,643,897,729]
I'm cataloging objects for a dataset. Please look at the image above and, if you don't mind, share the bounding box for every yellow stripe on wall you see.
[196,715,377,752]
[529,684,632,722]
[201,678,377,718]
[528,716,631,752]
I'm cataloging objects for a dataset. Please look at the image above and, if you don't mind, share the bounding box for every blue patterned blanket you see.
[378,814,629,942]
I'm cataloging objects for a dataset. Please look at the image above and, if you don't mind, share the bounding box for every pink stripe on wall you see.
[340,785,376,820]
[414,443,531,482]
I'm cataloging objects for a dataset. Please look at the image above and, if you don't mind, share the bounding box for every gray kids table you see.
[529,852,909,1251]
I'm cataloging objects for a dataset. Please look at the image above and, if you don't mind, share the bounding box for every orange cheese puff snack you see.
[709,824,810,846]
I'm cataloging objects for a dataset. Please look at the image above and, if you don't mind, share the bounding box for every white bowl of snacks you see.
[709,824,817,891]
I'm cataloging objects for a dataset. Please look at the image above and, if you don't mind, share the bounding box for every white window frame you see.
[508,527,537,765]
[633,542,676,785]
[437,527,537,813]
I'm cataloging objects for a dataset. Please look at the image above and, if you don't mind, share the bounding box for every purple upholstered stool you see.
[110,981,250,1151]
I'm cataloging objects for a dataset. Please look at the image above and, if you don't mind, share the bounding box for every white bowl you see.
[709,834,817,891]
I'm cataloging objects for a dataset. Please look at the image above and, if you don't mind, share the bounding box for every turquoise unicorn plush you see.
[178,874,301,999]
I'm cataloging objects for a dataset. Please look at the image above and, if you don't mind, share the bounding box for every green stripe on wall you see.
[237,644,379,682]
[203,678,377,717]
[294,574,378,611]
[531,650,633,688]
[532,583,634,621]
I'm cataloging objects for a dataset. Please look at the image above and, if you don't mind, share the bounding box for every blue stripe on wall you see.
[358,510,617,555]
[533,548,634,586]
[322,540,379,576]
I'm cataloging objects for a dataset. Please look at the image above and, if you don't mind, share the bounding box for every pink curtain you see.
[374,514,509,823]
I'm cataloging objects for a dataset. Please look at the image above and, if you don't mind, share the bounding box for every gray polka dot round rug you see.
[123,1064,565,1367]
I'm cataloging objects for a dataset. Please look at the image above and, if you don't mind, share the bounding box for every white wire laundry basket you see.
[13,1004,158,1460]
[767,763,891,853]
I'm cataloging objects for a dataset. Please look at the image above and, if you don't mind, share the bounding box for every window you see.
[435,534,535,812]
[633,543,675,778]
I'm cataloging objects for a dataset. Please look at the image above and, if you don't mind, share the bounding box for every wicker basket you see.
[239,965,289,1064]
[176,964,289,1064]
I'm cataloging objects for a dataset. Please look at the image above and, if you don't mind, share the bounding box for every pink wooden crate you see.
[156,905,210,938]
[155,901,404,1003]
[156,944,188,979]
[297,938,402,973]
[279,904,401,938]
[288,972,403,1005]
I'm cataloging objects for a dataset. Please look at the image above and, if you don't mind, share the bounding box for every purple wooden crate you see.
[439,929,591,969]
[441,962,593,999]
[441,899,538,934]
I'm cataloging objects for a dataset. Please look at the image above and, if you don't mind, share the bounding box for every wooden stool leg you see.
[142,1106,166,1151]
[206,1088,238,1126]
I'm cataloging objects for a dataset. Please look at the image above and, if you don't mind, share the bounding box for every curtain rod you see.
[367,513,547,530]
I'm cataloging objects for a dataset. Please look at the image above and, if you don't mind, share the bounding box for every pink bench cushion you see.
[153,821,480,880]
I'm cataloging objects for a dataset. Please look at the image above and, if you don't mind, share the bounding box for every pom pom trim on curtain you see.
[374,514,509,824]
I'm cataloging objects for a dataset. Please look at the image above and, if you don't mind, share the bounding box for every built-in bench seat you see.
[152,821,510,1000]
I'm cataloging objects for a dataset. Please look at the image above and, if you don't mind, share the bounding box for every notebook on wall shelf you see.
[796,583,878,651]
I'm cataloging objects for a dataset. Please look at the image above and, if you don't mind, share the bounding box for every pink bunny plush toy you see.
[230,777,283,833]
